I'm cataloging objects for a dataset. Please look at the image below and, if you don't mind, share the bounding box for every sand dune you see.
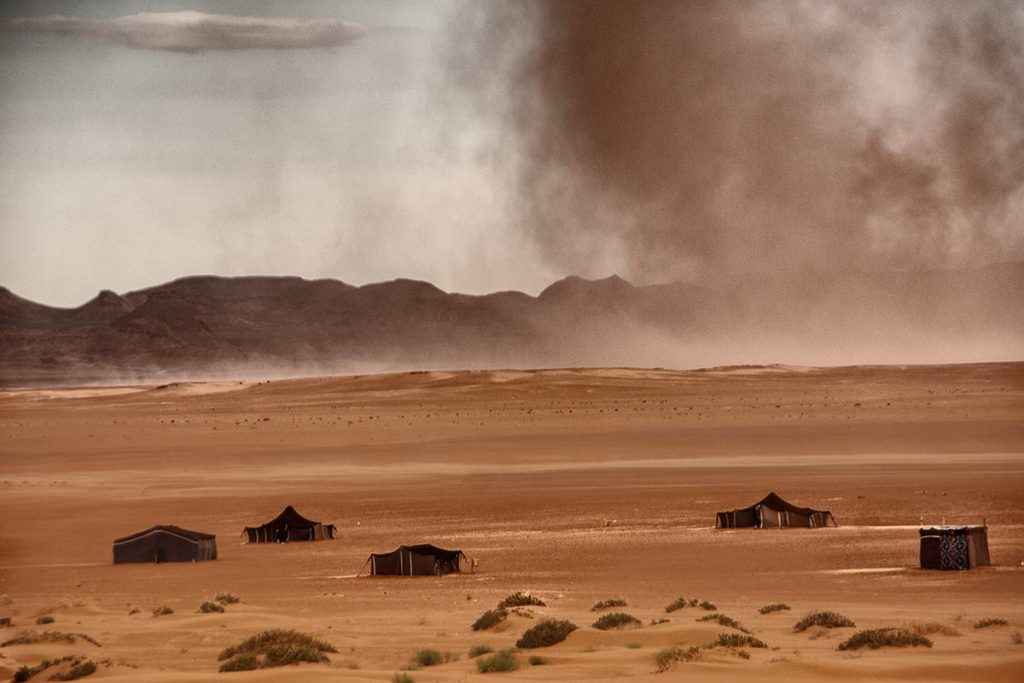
[0,363,1022,680]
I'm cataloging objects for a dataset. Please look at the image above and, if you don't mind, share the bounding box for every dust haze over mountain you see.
[450,0,1024,285]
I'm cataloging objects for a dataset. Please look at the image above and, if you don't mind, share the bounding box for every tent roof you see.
[114,525,215,544]
[718,491,831,516]
[370,544,464,557]
[920,525,986,535]
[254,505,322,528]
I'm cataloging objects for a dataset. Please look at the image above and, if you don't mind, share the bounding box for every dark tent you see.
[715,492,838,528]
[919,525,990,570]
[242,505,336,543]
[113,525,217,564]
[364,544,467,576]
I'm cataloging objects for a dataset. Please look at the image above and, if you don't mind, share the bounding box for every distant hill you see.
[2,263,1022,386]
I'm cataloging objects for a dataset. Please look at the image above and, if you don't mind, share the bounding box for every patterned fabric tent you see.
[919,526,990,570]
[715,492,837,528]
[242,505,336,543]
[113,525,217,564]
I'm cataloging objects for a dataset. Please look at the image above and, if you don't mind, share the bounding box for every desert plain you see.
[0,362,1022,681]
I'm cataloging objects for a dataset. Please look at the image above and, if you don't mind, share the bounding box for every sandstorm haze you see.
[0,0,1022,373]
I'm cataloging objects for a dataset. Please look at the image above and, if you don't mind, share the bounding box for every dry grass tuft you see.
[793,611,855,632]
[838,628,932,651]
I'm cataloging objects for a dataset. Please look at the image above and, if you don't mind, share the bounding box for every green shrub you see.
[592,612,641,630]
[591,598,627,611]
[218,654,259,672]
[468,644,494,658]
[974,618,1008,629]
[708,633,767,649]
[36,615,55,625]
[793,611,855,632]
[497,592,545,609]
[665,597,698,613]
[13,656,77,682]
[412,649,455,666]
[477,649,519,673]
[696,613,749,633]
[472,608,508,631]
[152,606,174,616]
[217,629,337,671]
[1,631,101,647]
[655,645,701,671]
[837,628,932,651]
[53,660,97,680]
[759,603,791,614]
[528,654,550,665]
[215,593,241,605]
[199,601,225,613]
[515,619,577,648]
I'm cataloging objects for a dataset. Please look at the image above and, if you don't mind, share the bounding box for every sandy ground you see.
[0,363,1022,681]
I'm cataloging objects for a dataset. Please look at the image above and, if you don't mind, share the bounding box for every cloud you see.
[0,11,367,52]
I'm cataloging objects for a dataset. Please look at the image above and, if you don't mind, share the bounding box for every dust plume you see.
[451,0,1024,283]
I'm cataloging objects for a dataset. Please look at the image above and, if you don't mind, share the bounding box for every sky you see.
[1,1,1021,309]
[0,0,557,307]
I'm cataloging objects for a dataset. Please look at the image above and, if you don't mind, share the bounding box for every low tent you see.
[113,525,217,564]
[919,525,990,570]
[243,505,336,543]
[363,544,467,576]
[715,492,838,528]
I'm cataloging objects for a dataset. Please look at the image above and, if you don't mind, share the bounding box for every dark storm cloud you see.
[0,11,367,52]
[451,0,1024,282]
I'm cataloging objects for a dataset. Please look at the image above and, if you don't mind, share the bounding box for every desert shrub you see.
[626,642,642,649]
[528,654,550,665]
[708,633,767,649]
[649,618,669,625]
[737,649,751,659]
[592,612,641,630]
[219,654,259,672]
[412,649,455,667]
[1011,631,1023,645]
[53,660,97,680]
[217,629,337,672]
[199,601,225,613]
[392,674,415,683]
[974,617,1008,629]
[472,608,508,631]
[906,621,960,636]
[838,628,932,651]
[497,592,545,609]
[476,649,519,673]
[13,656,77,682]
[0,616,10,626]
[1,630,101,647]
[759,603,791,614]
[592,598,628,611]
[793,611,855,632]
[509,607,535,619]
[36,615,55,625]
[699,601,717,611]
[697,613,750,633]
[468,645,494,658]
[215,593,241,605]
[515,619,577,648]
[655,645,701,671]
[128,607,141,615]
[152,606,174,616]
[665,597,698,613]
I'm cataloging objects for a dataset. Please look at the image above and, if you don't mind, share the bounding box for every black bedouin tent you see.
[242,505,336,543]
[715,492,838,528]
[113,525,217,564]
[363,544,467,576]
[920,525,990,570]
